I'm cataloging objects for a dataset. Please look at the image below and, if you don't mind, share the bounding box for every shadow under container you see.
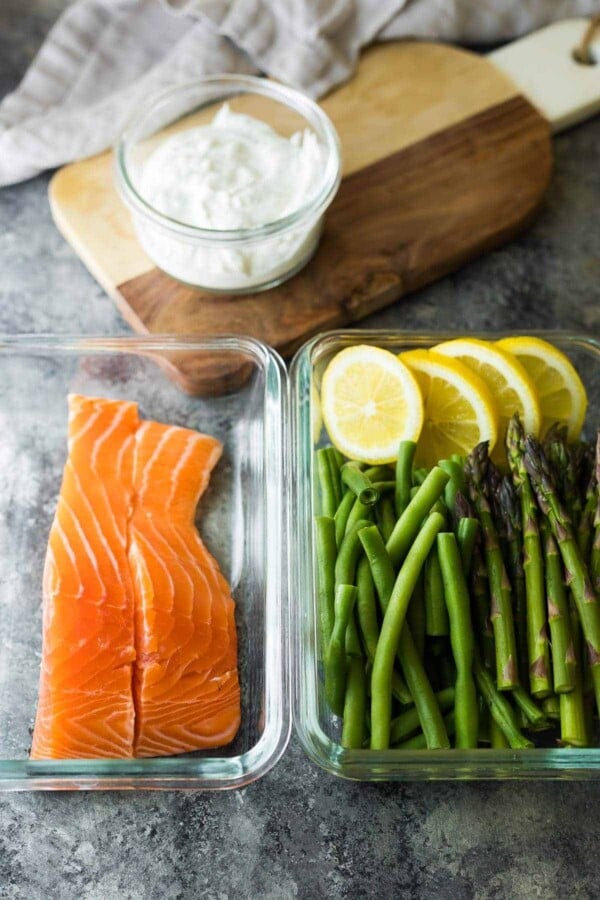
[0,336,289,790]
[290,329,600,781]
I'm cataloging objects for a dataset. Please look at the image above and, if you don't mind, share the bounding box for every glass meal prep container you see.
[0,336,289,791]
[1,328,600,790]
[290,329,600,782]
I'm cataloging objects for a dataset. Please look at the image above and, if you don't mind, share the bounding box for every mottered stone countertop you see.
[1,3,600,898]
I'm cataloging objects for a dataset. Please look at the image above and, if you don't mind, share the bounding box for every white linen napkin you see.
[1,0,598,186]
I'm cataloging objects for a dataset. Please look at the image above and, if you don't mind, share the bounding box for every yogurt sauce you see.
[137,104,326,290]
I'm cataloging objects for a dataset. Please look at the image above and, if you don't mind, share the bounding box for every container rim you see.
[114,74,342,245]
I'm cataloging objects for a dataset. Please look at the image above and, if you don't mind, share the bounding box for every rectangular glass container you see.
[0,335,290,790]
[290,330,600,780]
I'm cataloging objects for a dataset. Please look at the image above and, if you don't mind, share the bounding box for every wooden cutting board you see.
[49,20,600,393]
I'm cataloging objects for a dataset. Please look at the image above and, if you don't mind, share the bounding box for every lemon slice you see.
[497,336,587,442]
[399,349,498,469]
[321,345,424,463]
[434,338,541,464]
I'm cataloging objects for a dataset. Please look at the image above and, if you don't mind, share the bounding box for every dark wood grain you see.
[119,95,552,394]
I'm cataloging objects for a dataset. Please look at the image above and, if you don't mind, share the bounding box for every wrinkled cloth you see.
[1,0,598,185]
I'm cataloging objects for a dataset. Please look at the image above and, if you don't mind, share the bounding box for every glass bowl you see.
[290,329,600,781]
[114,75,341,294]
[0,335,289,790]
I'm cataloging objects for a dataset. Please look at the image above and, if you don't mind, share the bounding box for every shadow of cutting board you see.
[50,40,553,392]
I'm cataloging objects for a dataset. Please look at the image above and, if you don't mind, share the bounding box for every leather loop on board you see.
[573,14,600,64]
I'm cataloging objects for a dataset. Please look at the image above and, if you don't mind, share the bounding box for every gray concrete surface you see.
[1,4,600,899]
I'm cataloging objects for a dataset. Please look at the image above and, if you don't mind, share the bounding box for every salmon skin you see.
[31,395,240,760]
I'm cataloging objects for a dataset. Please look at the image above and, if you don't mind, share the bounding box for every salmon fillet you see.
[31,397,240,759]
[31,395,139,759]
[129,422,240,756]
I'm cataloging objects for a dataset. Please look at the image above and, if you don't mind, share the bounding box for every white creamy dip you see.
[136,104,326,290]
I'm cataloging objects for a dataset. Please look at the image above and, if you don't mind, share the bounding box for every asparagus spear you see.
[472,655,533,749]
[559,605,589,747]
[497,476,529,688]
[484,458,509,566]
[523,434,600,716]
[577,458,597,563]
[506,415,552,698]
[591,432,600,593]
[470,541,495,672]
[465,443,519,690]
[541,519,576,693]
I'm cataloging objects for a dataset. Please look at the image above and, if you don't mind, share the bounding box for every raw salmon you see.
[31,396,240,759]
[129,422,240,756]
[31,395,139,759]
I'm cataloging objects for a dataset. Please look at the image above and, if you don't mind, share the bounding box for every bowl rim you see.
[114,74,342,245]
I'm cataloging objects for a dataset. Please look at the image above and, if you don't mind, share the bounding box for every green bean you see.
[437,532,478,748]
[316,448,337,517]
[394,711,455,749]
[392,671,412,705]
[424,545,449,637]
[331,447,345,470]
[371,511,446,749]
[342,658,367,748]
[358,525,397,607]
[326,584,357,716]
[439,459,466,514]
[364,465,395,482]
[341,461,380,506]
[356,556,379,661]
[389,687,455,745]
[408,573,426,659]
[334,491,355,547]
[359,521,448,748]
[346,498,374,534]
[457,517,479,579]
[376,496,396,543]
[371,481,397,493]
[386,467,449,568]
[413,468,428,486]
[395,440,416,517]
[490,719,509,748]
[345,612,363,658]
[356,555,412,704]
[334,519,373,587]
[327,447,344,509]
[315,516,336,649]
[327,447,344,508]
[397,626,451,749]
